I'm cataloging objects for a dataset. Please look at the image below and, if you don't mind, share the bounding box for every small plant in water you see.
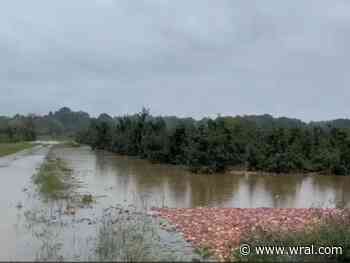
[81,194,94,205]
[95,206,162,262]
[194,246,214,260]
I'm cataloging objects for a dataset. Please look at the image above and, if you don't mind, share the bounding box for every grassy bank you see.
[0,142,34,157]
[33,154,74,199]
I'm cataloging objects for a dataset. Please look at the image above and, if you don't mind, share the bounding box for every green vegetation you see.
[81,194,94,204]
[3,106,350,175]
[96,209,159,261]
[94,206,193,262]
[33,107,90,138]
[0,107,90,142]
[194,246,214,260]
[33,155,73,199]
[25,204,197,262]
[76,108,350,175]
[0,142,34,157]
[0,114,37,157]
[0,115,36,143]
[233,212,350,262]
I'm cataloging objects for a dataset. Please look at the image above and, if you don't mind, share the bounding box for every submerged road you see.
[0,144,199,261]
[0,145,50,260]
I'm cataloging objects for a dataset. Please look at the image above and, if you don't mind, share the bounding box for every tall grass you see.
[95,205,178,262]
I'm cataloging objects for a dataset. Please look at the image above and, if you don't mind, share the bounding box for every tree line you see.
[2,107,350,175]
[0,107,90,142]
[76,108,350,175]
[0,115,36,143]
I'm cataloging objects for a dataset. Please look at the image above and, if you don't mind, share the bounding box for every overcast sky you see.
[1,0,350,121]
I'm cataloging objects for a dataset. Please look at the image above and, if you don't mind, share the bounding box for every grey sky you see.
[1,0,350,121]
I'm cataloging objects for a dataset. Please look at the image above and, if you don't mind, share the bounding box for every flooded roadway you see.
[0,144,198,261]
[0,145,50,260]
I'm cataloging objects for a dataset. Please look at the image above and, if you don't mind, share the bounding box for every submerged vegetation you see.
[96,207,164,262]
[24,203,199,262]
[76,108,350,175]
[33,153,74,199]
[32,145,96,211]
[81,194,94,205]
[0,142,34,157]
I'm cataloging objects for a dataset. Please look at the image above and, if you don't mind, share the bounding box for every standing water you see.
[1,144,350,260]
[58,146,350,209]
[0,145,50,260]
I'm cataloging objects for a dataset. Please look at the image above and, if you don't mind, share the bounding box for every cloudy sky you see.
[0,0,349,121]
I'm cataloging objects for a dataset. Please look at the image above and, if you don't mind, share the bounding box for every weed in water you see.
[81,194,94,205]
[96,208,159,262]
[194,246,214,260]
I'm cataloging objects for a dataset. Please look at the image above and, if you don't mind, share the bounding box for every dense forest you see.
[2,107,350,175]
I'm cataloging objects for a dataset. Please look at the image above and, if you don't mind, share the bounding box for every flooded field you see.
[1,144,350,260]
[59,146,350,209]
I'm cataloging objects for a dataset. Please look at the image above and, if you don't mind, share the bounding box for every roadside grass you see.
[232,211,350,262]
[0,142,34,157]
[33,155,74,199]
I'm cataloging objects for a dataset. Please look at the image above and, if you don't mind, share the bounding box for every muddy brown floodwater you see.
[1,144,350,261]
[59,146,350,209]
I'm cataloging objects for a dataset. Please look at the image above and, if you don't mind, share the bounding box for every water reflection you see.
[58,146,350,209]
